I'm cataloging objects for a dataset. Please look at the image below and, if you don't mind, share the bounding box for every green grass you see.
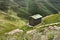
[19,25,34,32]
[0,11,26,35]
[41,14,60,25]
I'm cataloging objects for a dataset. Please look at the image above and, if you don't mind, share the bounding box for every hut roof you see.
[31,14,42,19]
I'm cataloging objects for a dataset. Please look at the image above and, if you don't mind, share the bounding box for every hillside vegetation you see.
[0,11,60,40]
[0,0,60,40]
[0,11,26,34]
[42,14,60,24]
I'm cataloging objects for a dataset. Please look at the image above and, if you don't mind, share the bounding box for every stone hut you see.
[29,14,42,26]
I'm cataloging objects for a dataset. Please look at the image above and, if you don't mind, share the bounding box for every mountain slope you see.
[0,11,26,34]
[0,11,60,40]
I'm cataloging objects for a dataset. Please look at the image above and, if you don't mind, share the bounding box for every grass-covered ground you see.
[0,11,60,40]
[0,11,26,34]
[42,14,60,25]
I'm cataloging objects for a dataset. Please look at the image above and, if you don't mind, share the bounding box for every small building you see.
[29,14,42,26]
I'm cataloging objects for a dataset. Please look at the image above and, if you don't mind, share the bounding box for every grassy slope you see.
[0,11,26,34]
[41,14,60,25]
[0,10,60,40]
[36,14,60,33]
[0,11,60,34]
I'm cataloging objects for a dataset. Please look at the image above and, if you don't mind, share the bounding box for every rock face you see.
[5,29,23,35]
[48,26,60,30]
